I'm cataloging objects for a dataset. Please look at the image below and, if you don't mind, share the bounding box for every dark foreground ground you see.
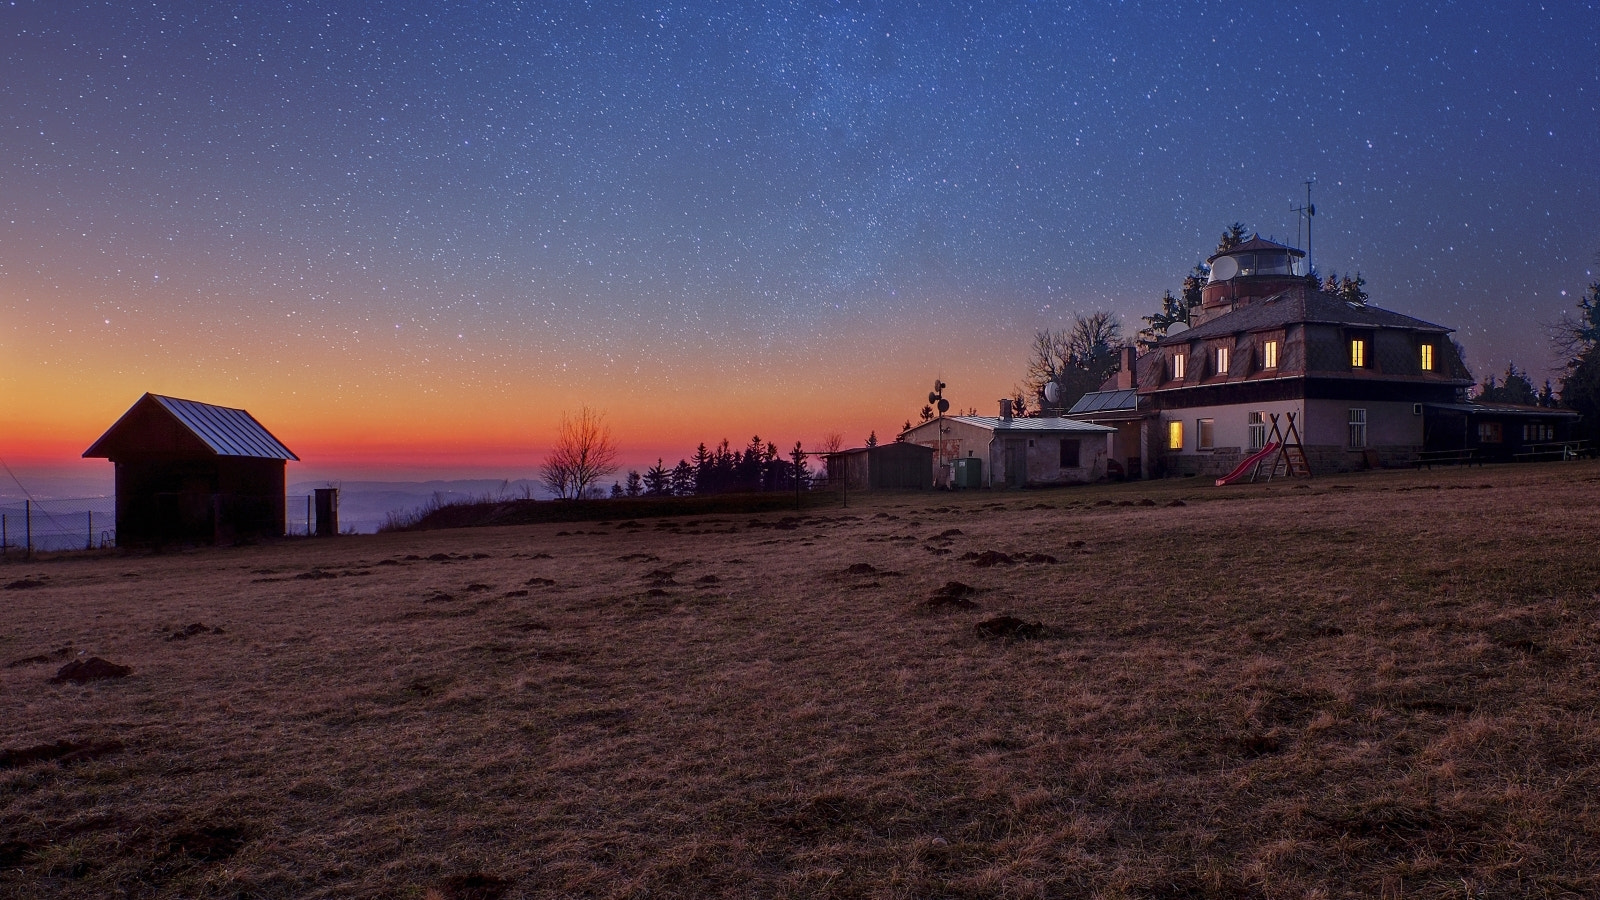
[3,461,1600,899]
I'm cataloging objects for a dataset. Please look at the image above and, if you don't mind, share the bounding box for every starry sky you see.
[3,1,1597,486]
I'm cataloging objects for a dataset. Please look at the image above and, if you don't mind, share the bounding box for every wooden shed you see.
[83,393,298,545]
[824,443,935,492]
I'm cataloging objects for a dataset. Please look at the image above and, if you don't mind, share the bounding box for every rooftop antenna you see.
[1291,177,1315,275]
[928,380,950,486]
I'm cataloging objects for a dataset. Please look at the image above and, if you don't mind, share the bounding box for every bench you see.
[1414,449,1480,469]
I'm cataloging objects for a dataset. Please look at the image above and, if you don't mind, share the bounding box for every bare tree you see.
[817,432,845,485]
[539,406,620,500]
[1024,311,1124,414]
[1549,281,1600,366]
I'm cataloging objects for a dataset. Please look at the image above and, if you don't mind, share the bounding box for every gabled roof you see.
[1158,290,1452,346]
[84,393,299,460]
[1068,389,1138,415]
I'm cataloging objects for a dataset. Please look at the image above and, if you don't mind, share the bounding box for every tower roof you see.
[1207,234,1305,264]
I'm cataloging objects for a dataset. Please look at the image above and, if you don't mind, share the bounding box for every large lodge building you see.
[1068,236,1578,479]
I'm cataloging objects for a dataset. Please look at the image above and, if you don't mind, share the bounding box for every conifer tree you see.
[670,459,695,496]
[644,459,671,496]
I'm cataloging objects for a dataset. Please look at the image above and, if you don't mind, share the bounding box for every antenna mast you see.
[1291,178,1315,276]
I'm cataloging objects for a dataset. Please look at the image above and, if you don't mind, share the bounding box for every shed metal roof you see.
[153,395,298,459]
[84,393,298,460]
[947,415,1115,434]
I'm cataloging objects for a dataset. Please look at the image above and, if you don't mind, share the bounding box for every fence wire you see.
[0,497,117,553]
[0,493,340,554]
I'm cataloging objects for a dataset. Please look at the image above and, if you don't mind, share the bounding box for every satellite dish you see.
[928,392,939,405]
[1166,322,1189,336]
[1210,255,1239,281]
[1043,382,1061,404]
[936,398,950,413]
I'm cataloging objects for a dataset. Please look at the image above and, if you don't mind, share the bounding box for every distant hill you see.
[286,479,549,534]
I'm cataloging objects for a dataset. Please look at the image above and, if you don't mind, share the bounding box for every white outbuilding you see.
[900,400,1115,488]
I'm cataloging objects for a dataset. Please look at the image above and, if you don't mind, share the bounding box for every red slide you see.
[1215,442,1279,486]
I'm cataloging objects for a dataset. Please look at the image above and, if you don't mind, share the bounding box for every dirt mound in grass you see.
[158,824,248,863]
[0,839,34,867]
[3,578,46,590]
[431,872,514,900]
[5,646,71,668]
[976,616,1046,639]
[50,657,132,683]
[961,550,1056,567]
[0,739,124,769]
[963,550,1016,567]
[927,581,979,609]
[165,623,221,641]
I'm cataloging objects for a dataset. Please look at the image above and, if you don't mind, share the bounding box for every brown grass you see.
[4,462,1600,898]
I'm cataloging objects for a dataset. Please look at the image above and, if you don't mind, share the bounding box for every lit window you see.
[1477,422,1502,444]
[1262,340,1279,369]
[1197,418,1215,450]
[1350,338,1367,368]
[1172,352,1186,379]
[1248,411,1267,450]
[1167,420,1183,450]
[1348,408,1367,448]
[1420,343,1434,371]
[1215,347,1230,374]
[1060,439,1080,467]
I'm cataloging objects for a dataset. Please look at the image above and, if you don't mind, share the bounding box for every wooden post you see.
[87,510,93,551]
[25,500,32,559]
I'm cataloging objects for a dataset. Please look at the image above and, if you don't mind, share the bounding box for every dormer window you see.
[1420,342,1435,372]
[1215,347,1230,375]
[1350,337,1368,368]
[1262,339,1279,369]
[1172,352,1186,380]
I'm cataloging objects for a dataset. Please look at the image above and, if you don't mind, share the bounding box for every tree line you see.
[541,407,848,501]
[611,437,815,498]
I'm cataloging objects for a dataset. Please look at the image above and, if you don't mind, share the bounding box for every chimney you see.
[1116,346,1137,390]
[999,398,1013,422]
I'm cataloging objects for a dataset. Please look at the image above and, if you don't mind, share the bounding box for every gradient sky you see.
[3,1,1597,489]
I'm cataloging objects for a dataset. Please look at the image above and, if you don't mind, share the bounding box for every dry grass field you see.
[4,462,1600,899]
